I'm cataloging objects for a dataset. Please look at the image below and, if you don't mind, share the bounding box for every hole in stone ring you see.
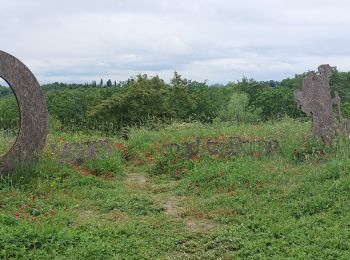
[0,77,20,156]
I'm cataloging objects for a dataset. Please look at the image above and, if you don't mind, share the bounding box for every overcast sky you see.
[0,0,349,84]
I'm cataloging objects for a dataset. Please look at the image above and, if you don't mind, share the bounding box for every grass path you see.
[124,168,218,233]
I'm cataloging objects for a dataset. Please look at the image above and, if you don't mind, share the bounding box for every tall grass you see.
[0,117,350,258]
[0,129,18,155]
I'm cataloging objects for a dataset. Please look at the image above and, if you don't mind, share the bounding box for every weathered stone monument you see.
[50,139,114,165]
[162,136,279,159]
[0,51,48,174]
[294,64,345,143]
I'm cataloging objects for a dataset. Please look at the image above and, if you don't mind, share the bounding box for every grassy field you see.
[0,118,350,259]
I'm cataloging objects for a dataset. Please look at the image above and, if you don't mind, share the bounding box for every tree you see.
[215,92,260,124]
[106,79,112,87]
[88,74,173,126]
[0,96,19,130]
[253,87,303,120]
[46,89,104,124]
[0,85,11,97]
[169,71,197,120]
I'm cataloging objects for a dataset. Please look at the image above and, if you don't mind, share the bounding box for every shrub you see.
[147,147,198,180]
[292,137,341,162]
[82,149,123,176]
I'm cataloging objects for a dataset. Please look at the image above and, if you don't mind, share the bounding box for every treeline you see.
[1,69,350,133]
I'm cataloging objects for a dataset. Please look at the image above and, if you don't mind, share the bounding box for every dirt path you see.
[126,172,147,186]
[125,171,216,232]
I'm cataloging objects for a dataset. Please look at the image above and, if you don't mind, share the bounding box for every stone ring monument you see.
[0,51,48,175]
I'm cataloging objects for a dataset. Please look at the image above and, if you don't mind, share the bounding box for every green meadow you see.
[0,118,349,259]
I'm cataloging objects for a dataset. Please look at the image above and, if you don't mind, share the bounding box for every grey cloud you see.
[0,0,349,84]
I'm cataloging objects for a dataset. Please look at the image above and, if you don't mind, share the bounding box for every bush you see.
[147,147,197,180]
[293,137,341,162]
[83,149,123,176]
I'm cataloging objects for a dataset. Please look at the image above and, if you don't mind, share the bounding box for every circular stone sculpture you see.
[0,51,48,175]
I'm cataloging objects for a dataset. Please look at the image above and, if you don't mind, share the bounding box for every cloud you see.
[0,0,349,84]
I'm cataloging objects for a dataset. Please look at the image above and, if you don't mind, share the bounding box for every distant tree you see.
[168,71,226,122]
[0,85,11,97]
[253,87,302,119]
[330,69,350,102]
[100,79,103,86]
[0,96,19,130]
[279,74,305,89]
[169,71,197,120]
[215,92,260,124]
[46,89,104,124]
[106,79,112,87]
[234,77,267,106]
[38,67,350,133]
[88,74,173,125]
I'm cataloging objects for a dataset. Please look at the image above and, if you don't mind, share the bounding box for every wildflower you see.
[113,143,128,153]
[154,145,161,152]
[145,151,152,162]
[175,168,181,178]
[191,155,200,161]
